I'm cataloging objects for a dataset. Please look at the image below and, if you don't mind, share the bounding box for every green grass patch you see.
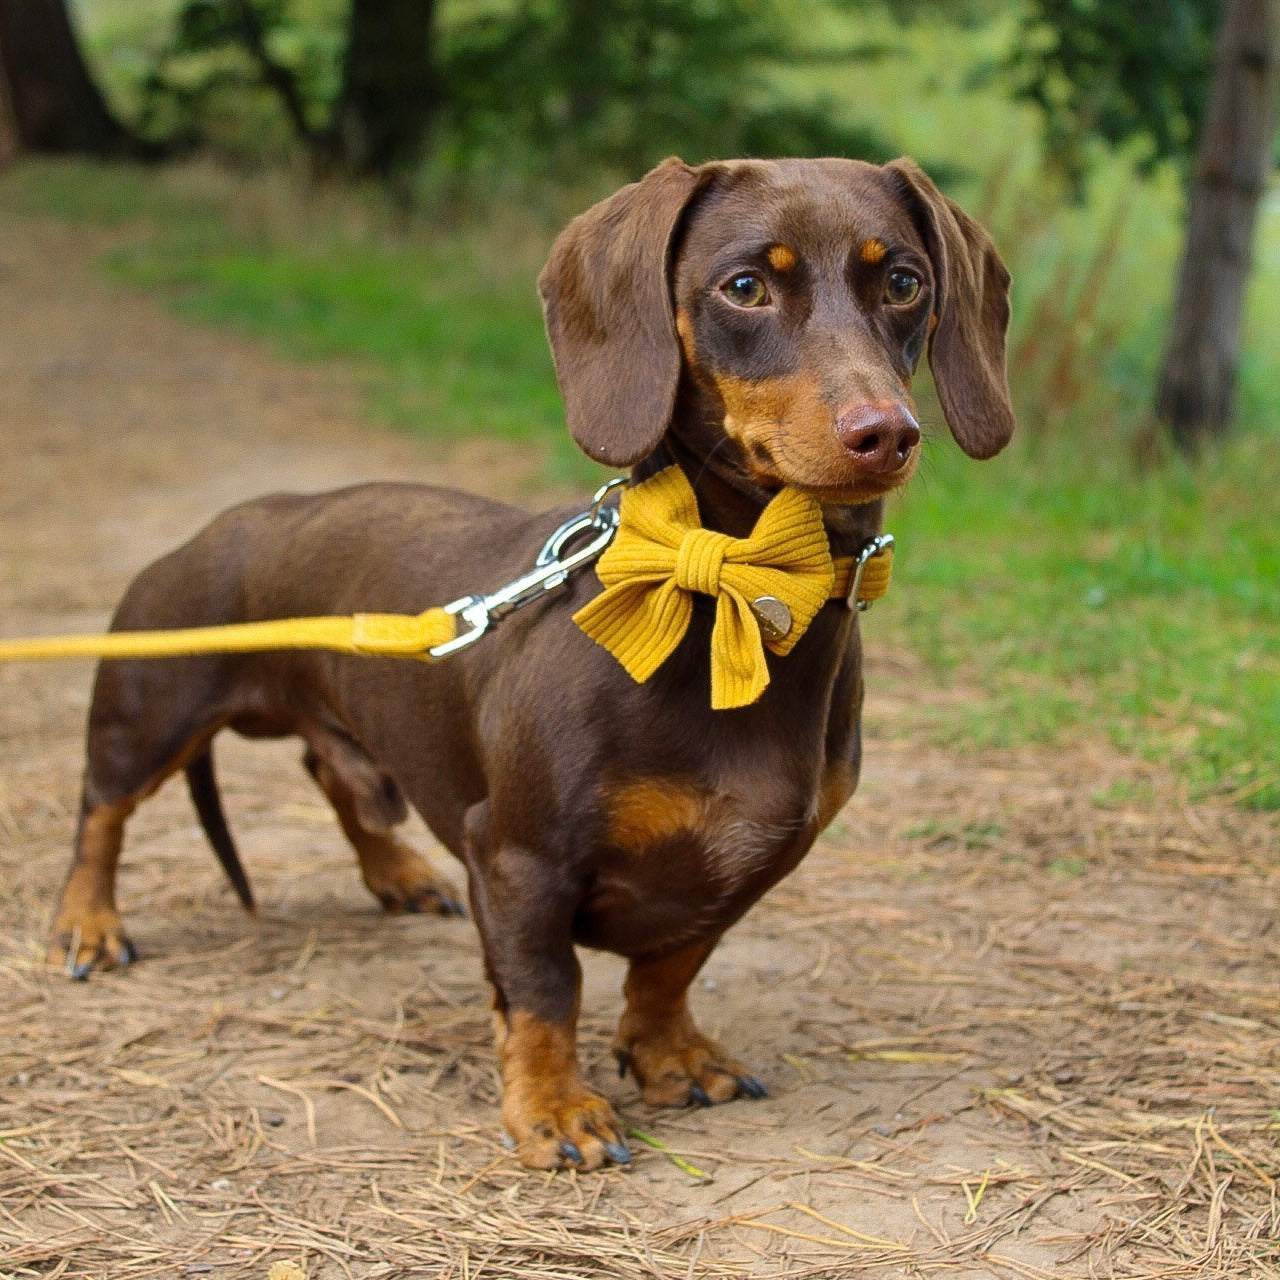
[880,424,1279,808]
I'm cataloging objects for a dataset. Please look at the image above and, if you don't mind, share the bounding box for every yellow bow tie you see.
[573,466,839,709]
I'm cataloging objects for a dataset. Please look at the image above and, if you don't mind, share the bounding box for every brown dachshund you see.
[50,157,1013,1170]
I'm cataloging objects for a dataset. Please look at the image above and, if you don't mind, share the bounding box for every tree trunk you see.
[0,51,18,169]
[1155,0,1280,453]
[328,0,437,180]
[0,0,133,155]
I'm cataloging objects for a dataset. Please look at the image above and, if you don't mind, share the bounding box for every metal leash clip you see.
[427,478,626,659]
[847,533,895,612]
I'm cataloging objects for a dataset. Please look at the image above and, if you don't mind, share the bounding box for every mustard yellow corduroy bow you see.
[573,466,838,709]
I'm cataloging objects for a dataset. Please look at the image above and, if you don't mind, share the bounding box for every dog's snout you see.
[834,402,921,473]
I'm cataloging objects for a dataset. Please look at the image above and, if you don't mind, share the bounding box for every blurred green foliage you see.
[435,0,895,175]
[73,0,1232,184]
[140,0,342,155]
[77,0,903,174]
[1009,0,1217,189]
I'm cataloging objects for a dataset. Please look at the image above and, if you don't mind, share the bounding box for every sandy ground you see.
[1,196,1277,1280]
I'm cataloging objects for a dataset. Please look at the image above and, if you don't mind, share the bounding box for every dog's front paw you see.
[615,1027,768,1108]
[48,906,138,980]
[503,1086,632,1171]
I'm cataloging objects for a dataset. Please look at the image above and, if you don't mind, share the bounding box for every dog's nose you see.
[835,403,920,473]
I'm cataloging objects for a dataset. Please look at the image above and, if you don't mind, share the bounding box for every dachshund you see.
[49,156,1013,1170]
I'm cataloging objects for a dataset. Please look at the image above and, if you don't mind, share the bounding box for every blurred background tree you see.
[1153,0,1280,452]
[0,0,140,156]
[1013,0,1280,451]
[329,0,438,180]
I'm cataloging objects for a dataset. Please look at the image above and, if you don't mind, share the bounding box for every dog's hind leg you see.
[50,651,241,977]
[52,729,222,977]
[51,793,140,978]
[301,732,465,917]
[52,736,231,977]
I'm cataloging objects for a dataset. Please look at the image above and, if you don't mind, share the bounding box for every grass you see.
[882,424,1279,806]
[5,134,1277,809]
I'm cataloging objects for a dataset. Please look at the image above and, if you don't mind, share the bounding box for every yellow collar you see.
[573,466,892,709]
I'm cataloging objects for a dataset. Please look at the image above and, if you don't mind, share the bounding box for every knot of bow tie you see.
[674,527,735,597]
[572,466,836,709]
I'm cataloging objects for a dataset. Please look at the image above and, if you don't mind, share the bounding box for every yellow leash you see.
[0,479,627,669]
[0,609,458,665]
[0,474,893,709]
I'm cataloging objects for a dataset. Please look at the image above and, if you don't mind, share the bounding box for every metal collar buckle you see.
[847,533,895,612]
[427,478,625,659]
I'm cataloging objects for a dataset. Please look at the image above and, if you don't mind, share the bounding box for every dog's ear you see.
[539,158,708,468]
[886,159,1015,460]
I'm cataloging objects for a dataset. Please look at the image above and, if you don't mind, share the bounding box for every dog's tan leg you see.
[498,1006,630,1170]
[614,941,768,1107]
[49,799,139,978]
[462,802,629,1169]
[303,746,464,916]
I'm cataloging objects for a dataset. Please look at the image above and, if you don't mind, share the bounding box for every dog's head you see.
[539,157,1014,503]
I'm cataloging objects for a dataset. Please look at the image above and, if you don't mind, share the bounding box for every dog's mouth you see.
[734,430,919,507]
[794,473,915,505]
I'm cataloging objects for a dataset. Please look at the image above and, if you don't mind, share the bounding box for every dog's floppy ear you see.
[539,158,708,467]
[886,159,1015,460]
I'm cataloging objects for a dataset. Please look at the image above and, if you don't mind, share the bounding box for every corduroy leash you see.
[0,471,893,709]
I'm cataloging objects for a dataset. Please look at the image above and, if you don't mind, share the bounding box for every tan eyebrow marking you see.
[860,238,888,264]
[767,244,797,272]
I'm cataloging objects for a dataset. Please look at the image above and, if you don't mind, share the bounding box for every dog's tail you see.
[185,749,255,913]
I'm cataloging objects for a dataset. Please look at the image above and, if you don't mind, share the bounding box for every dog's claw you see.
[559,1140,584,1165]
[737,1074,769,1099]
[615,1049,632,1079]
[438,894,467,917]
[604,1141,632,1165]
[68,957,95,981]
[688,1083,712,1108]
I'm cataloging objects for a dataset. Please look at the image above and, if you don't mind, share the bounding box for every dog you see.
[49,156,1013,1170]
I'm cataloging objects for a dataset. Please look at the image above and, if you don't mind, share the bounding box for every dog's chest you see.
[605,776,811,869]
[576,774,819,954]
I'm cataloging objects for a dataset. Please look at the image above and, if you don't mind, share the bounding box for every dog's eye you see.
[884,269,921,306]
[722,274,770,308]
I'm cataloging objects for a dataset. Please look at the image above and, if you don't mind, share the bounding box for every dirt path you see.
[1,198,1277,1280]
